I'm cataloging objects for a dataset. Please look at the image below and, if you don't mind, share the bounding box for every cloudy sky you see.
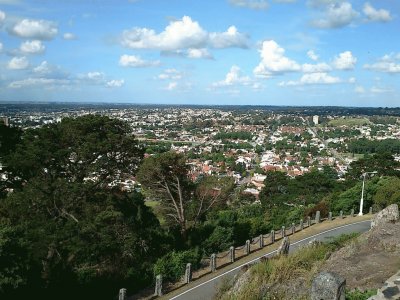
[0,0,399,106]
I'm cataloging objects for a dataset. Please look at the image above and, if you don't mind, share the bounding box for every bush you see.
[153,249,201,282]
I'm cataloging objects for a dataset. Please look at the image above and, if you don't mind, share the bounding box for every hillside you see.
[217,209,400,299]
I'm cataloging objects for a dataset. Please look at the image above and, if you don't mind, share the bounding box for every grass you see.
[329,118,371,127]
[144,200,166,225]
[216,233,360,300]
[346,289,377,300]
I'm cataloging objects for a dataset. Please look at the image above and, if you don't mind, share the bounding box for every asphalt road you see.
[169,220,371,300]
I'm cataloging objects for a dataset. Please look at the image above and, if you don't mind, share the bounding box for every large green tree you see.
[0,116,168,299]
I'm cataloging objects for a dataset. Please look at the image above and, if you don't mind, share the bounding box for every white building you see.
[313,115,319,125]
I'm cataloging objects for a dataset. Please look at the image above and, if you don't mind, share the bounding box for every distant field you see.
[328,118,371,127]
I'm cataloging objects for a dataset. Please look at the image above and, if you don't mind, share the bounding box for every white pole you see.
[359,173,366,216]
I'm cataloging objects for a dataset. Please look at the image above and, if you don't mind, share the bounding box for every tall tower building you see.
[313,115,319,125]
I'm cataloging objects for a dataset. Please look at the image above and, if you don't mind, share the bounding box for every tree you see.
[347,153,400,180]
[191,176,235,225]
[372,176,400,209]
[137,152,192,237]
[259,171,289,209]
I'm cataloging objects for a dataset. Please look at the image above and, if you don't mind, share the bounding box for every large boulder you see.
[311,272,346,300]
[371,204,399,229]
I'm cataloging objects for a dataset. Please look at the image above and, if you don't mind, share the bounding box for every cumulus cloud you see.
[20,40,45,54]
[364,54,400,74]
[228,0,268,10]
[187,48,213,59]
[106,79,125,88]
[8,56,29,70]
[254,40,301,77]
[9,19,58,40]
[166,82,178,90]
[121,16,248,52]
[212,65,252,87]
[355,85,365,93]
[33,61,68,79]
[307,50,319,61]
[158,69,183,80]
[363,3,392,23]
[333,51,357,70]
[119,54,160,67]
[311,2,358,29]
[63,32,77,40]
[0,10,5,24]
[302,62,331,73]
[280,72,341,86]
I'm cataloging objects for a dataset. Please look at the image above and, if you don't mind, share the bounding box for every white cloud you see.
[20,40,45,54]
[209,26,248,49]
[254,40,301,77]
[121,16,248,52]
[348,77,356,83]
[228,0,268,10]
[311,2,358,29]
[0,42,3,52]
[371,86,393,93]
[0,10,5,24]
[166,82,178,90]
[9,19,58,40]
[307,0,341,8]
[363,3,392,23]
[307,50,319,61]
[333,51,357,70]
[119,54,160,67]
[33,61,67,78]
[302,62,331,73]
[7,56,29,70]
[9,78,69,89]
[355,86,365,93]
[63,32,77,40]
[212,65,252,87]
[86,72,104,80]
[158,69,183,80]
[187,48,213,59]
[106,79,125,88]
[364,54,400,73]
[280,72,341,86]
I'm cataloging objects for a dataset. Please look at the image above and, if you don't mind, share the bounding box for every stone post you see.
[311,272,346,300]
[340,210,343,219]
[315,211,321,224]
[291,223,295,235]
[307,216,311,227]
[245,240,251,255]
[350,209,354,217]
[229,246,235,263]
[328,212,332,221]
[184,263,192,284]
[271,230,275,243]
[119,288,127,300]
[300,219,304,231]
[210,254,216,272]
[259,234,264,248]
[277,237,290,256]
[281,226,286,237]
[369,207,373,214]
[154,275,163,297]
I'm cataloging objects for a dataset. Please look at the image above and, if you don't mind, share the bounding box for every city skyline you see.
[0,0,399,106]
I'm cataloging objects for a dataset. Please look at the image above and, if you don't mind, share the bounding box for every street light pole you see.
[359,173,366,216]
[359,171,377,216]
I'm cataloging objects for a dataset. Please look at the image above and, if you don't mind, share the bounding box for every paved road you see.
[169,220,371,300]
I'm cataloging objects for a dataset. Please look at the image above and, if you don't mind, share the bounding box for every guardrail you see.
[122,207,373,299]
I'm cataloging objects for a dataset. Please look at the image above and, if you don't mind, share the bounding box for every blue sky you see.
[0,0,399,106]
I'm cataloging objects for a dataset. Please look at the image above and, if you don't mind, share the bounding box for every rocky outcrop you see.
[311,272,346,300]
[371,204,399,229]
[368,270,400,300]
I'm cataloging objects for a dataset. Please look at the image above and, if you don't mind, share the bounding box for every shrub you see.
[153,249,201,282]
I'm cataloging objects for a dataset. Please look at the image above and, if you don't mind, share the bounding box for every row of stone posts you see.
[137,207,373,298]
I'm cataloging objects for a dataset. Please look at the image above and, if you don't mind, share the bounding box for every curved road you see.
[168,220,371,300]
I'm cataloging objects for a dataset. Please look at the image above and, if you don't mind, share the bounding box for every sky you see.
[0,0,399,106]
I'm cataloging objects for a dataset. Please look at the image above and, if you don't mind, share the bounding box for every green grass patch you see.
[346,289,377,300]
[329,118,371,127]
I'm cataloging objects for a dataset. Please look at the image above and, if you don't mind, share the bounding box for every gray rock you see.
[311,271,346,300]
[371,204,399,229]
[277,237,290,256]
